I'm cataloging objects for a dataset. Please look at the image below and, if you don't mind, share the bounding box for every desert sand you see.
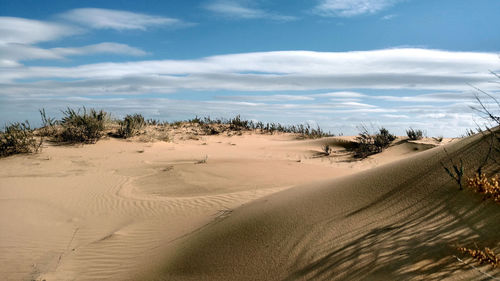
[1,131,498,281]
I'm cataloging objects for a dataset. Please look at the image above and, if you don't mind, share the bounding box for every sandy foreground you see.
[0,132,498,280]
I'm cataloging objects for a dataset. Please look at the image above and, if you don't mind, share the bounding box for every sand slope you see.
[1,132,495,281]
[1,133,420,281]
[158,133,500,280]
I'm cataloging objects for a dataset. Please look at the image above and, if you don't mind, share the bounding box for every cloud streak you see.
[59,8,185,30]
[0,42,147,66]
[2,49,498,93]
[0,17,78,45]
[314,0,403,17]
[204,0,296,21]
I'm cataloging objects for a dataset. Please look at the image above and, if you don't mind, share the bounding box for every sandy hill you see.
[155,133,500,281]
[0,131,498,281]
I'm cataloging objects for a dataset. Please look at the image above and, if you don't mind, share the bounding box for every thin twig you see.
[453,255,500,280]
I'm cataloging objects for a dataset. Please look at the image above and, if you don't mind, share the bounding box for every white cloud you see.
[204,0,296,21]
[1,49,498,92]
[314,0,402,17]
[52,42,147,56]
[382,114,409,118]
[0,42,147,66]
[0,14,153,67]
[0,17,78,44]
[332,101,377,108]
[216,94,315,102]
[372,91,493,103]
[59,8,185,30]
[381,14,397,20]
[313,91,367,98]
[0,92,490,137]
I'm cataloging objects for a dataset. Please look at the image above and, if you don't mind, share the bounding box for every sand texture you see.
[1,132,498,281]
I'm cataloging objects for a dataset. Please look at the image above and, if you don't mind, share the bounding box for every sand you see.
[0,132,498,281]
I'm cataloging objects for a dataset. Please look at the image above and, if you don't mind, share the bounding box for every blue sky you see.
[1,0,499,136]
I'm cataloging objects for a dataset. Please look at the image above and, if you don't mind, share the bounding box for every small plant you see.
[59,107,107,143]
[406,128,423,140]
[196,155,208,164]
[441,148,464,190]
[442,160,464,190]
[467,173,500,203]
[0,121,42,157]
[117,114,145,138]
[458,245,499,268]
[322,144,332,155]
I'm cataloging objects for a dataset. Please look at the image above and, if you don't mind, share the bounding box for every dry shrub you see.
[467,173,500,203]
[353,126,396,158]
[118,114,145,138]
[458,246,500,268]
[59,107,107,143]
[406,128,423,140]
[0,121,42,157]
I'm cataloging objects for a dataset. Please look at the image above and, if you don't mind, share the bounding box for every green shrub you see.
[59,107,107,143]
[0,121,42,157]
[406,128,423,140]
[117,114,145,138]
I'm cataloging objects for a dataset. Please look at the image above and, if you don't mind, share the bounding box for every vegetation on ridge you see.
[352,126,396,158]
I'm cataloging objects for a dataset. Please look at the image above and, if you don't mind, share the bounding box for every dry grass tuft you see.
[467,173,500,203]
[458,245,500,268]
[117,114,146,138]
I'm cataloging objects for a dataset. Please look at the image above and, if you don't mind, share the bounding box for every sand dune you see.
[156,133,500,280]
[0,132,497,281]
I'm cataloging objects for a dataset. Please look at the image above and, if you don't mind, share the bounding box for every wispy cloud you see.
[313,0,403,17]
[59,8,186,30]
[381,14,397,20]
[204,0,296,21]
[216,94,314,102]
[0,42,147,66]
[51,42,147,57]
[2,49,498,92]
[0,17,78,45]
[0,91,489,137]
[1,47,497,137]
[313,91,367,98]
[0,11,165,67]
[373,91,483,103]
